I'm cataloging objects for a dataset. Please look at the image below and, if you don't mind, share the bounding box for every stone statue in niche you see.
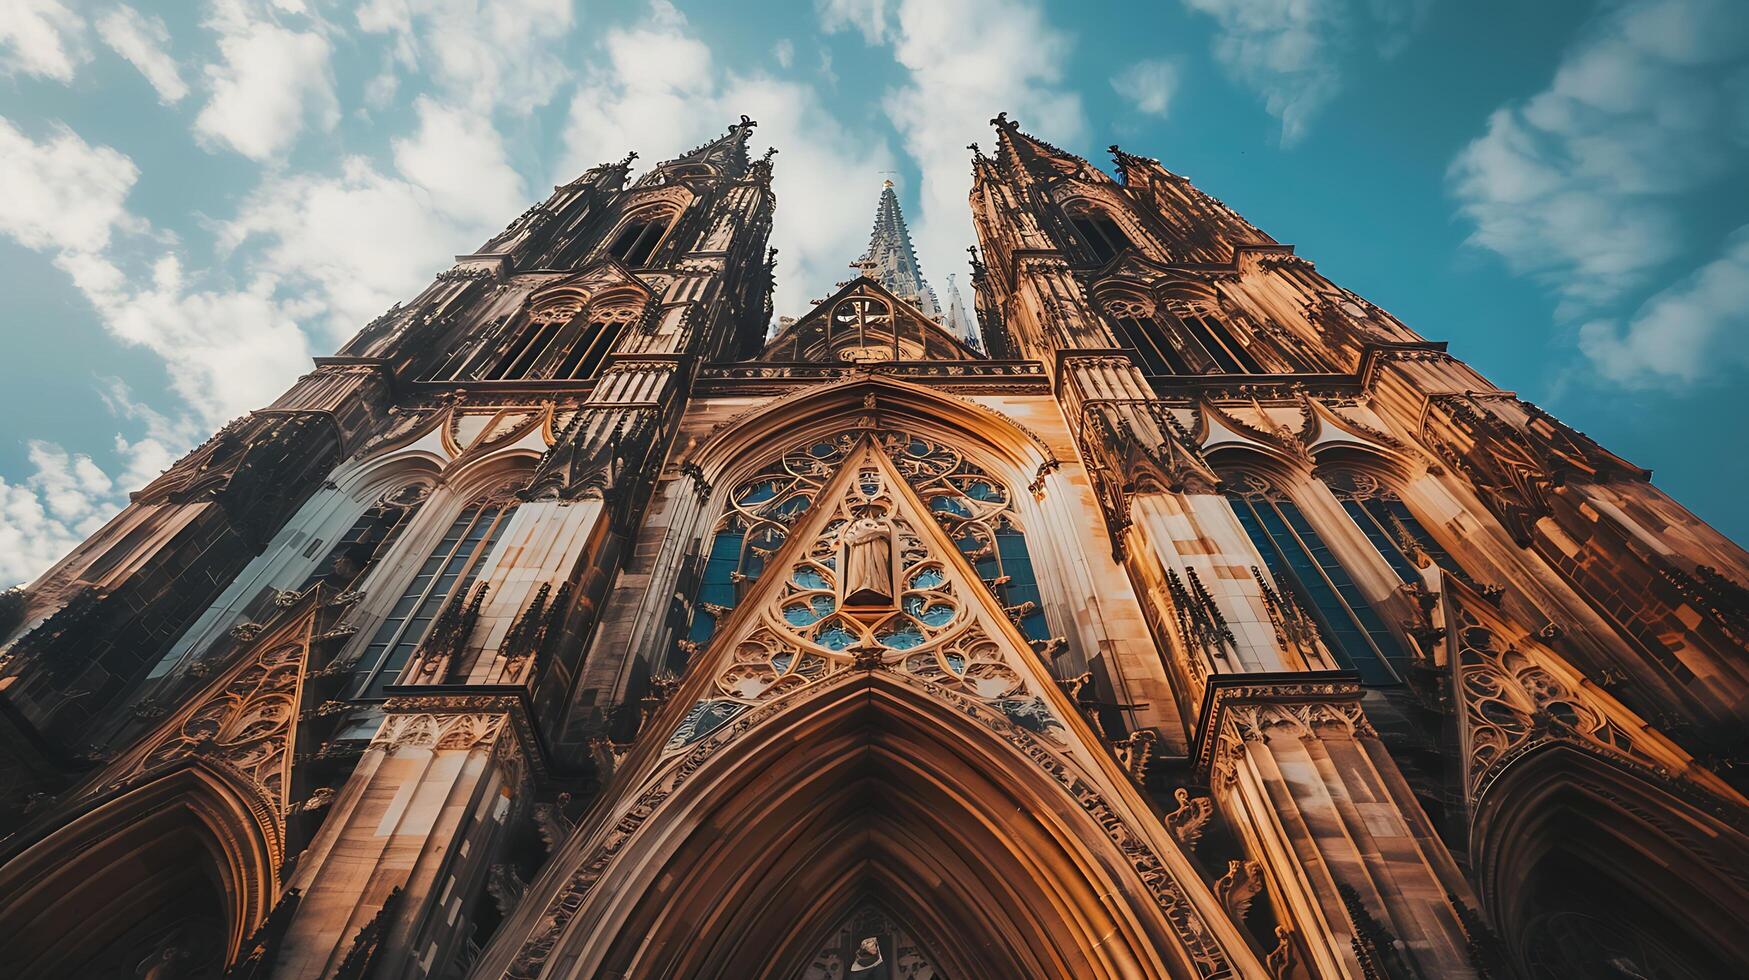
[842,517,894,607]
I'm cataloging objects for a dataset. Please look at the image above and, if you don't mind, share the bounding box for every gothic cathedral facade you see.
[1,113,1746,980]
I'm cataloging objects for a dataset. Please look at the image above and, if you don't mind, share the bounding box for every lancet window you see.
[468,298,637,381]
[1163,297,1261,374]
[1323,469,1474,588]
[605,206,676,266]
[349,486,518,698]
[682,431,1050,664]
[297,482,430,592]
[1065,199,1136,264]
[1224,472,1408,684]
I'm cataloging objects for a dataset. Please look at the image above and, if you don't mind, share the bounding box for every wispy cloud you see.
[1448,0,1749,385]
[1179,0,1429,145]
[97,6,189,104]
[0,0,88,83]
[821,0,1086,307]
[1112,59,1180,117]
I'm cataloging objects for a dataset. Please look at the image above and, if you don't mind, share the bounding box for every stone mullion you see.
[1214,703,1481,979]
[277,712,525,980]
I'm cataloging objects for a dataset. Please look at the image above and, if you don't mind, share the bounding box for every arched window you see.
[1324,470,1471,587]
[297,482,429,592]
[1162,297,1260,374]
[483,298,638,381]
[1065,200,1136,264]
[826,297,896,361]
[679,431,1051,668]
[1224,473,1407,684]
[605,207,675,266]
[349,486,519,697]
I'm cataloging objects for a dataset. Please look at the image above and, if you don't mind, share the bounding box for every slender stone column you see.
[276,709,527,979]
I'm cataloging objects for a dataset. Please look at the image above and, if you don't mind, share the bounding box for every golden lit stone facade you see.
[1,113,1747,979]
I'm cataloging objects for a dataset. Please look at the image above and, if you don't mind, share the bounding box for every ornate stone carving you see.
[1166,787,1215,849]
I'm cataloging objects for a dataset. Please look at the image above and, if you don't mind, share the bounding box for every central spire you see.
[853,181,941,320]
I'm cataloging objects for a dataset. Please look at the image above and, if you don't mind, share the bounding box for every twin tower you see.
[1,113,1746,980]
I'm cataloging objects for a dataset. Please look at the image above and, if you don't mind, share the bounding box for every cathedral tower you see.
[0,112,1745,980]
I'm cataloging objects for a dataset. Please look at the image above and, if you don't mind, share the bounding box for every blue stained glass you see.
[771,495,810,518]
[908,439,929,456]
[738,481,779,504]
[784,595,834,626]
[1230,494,1404,685]
[809,441,837,458]
[1341,499,1420,582]
[816,623,856,650]
[772,651,794,672]
[904,597,955,627]
[908,567,945,590]
[945,652,966,673]
[964,481,1001,501]
[930,496,973,518]
[878,622,925,650]
[793,567,829,590]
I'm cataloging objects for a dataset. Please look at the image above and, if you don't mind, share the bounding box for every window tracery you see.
[1323,470,1474,589]
[348,484,519,698]
[668,443,1064,754]
[1224,472,1408,684]
[605,206,676,266]
[683,431,1050,665]
[472,298,638,381]
[1065,199,1136,264]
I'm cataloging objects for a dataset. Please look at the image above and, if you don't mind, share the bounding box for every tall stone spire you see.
[854,180,941,320]
[942,272,978,348]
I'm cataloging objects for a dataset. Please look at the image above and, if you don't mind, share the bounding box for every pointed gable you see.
[665,436,1071,753]
[760,277,983,363]
[1439,575,1743,811]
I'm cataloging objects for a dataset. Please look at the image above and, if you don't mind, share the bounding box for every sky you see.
[0,0,1746,586]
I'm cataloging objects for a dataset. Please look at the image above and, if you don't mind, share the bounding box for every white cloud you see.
[392,97,526,228]
[833,0,1084,309]
[195,16,338,160]
[0,0,88,82]
[0,117,142,253]
[1577,225,1749,386]
[816,0,890,43]
[773,38,794,69]
[562,1,897,318]
[1179,0,1428,145]
[356,0,576,115]
[97,5,189,103]
[1449,0,1749,384]
[0,117,311,424]
[0,442,120,586]
[1112,59,1179,117]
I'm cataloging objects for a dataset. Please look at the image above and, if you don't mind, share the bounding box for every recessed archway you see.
[1474,746,1749,980]
[0,764,277,978]
[482,671,1251,979]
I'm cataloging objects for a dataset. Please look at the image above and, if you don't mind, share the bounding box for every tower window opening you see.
[349,490,518,698]
[607,209,673,266]
[1066,203,1136,263]
[1225,474,1408,685]
[1111,314,1194,375]
[1167,299,1261,374]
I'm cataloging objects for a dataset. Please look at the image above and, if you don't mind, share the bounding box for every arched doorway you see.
[0,765,276,978]
[1474,747,1749,980]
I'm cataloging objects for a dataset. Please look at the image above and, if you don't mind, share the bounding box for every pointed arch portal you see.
[480,438,1255,979]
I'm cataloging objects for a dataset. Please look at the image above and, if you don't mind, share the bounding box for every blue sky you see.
[0,0,1745,585]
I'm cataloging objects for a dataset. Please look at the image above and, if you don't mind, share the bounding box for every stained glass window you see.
[1226,473,1406,685]
[1324,470,1471,589]
[684,430,1052,657]
[350,489,518,698]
